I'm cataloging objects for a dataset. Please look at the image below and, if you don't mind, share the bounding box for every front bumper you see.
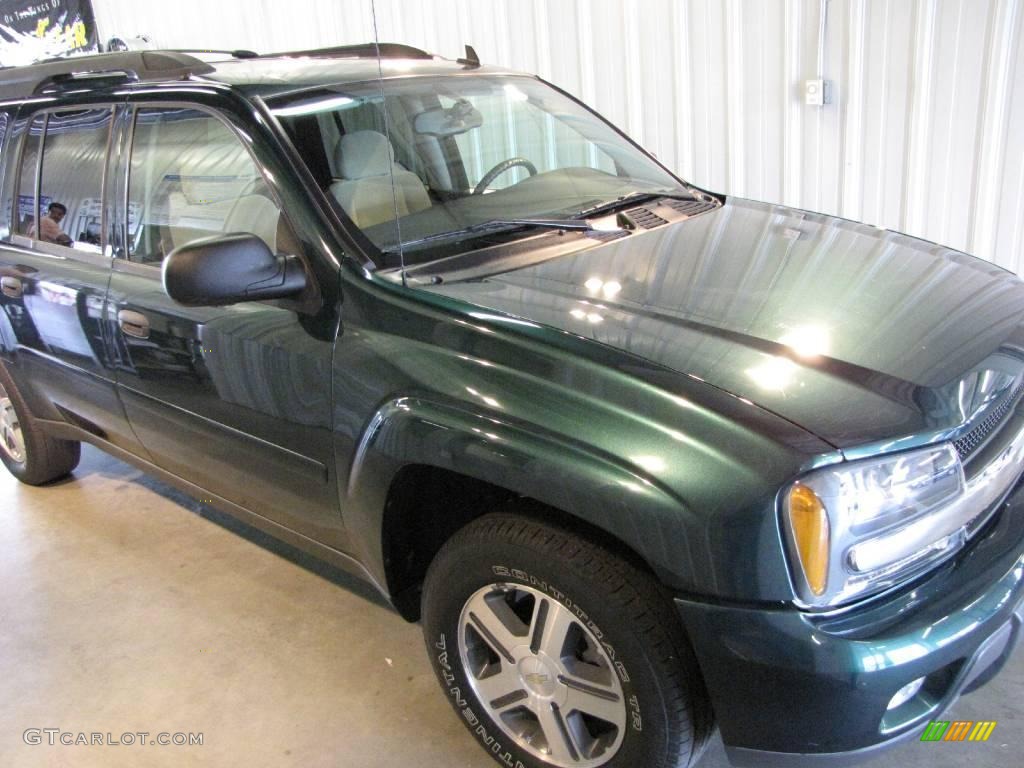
[676,477,1024,765]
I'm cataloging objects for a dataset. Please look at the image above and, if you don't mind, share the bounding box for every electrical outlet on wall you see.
[804,79,832,106]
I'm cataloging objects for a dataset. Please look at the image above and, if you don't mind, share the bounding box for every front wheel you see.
[422,510,713,768]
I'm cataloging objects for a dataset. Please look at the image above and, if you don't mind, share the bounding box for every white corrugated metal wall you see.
[92,0,1024,272]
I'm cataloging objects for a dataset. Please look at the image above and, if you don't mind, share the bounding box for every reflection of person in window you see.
[30,202,73,246]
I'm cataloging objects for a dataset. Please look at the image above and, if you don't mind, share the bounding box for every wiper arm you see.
[384,218,598,253]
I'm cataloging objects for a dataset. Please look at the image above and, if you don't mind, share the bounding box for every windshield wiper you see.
[384,218,599,253]
[570,190,696,220]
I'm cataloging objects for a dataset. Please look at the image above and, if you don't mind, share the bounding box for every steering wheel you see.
[472,157,538,195]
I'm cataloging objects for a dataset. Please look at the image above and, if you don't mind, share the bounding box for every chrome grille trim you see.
[954,382,1024,460]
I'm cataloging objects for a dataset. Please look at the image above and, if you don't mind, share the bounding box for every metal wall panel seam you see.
[702,3,716,186]
[725,0,745,196]
[453,0,472,65]
[671,0,695,181]
[901,0,938,237]
[493,0,514,75]
[531,0,552,81]
[871,0,895,230]
[968,0,1020,262]
[757,0,768,199]
[574,0,597,122]
[840,0,867,222]
[621,0,645,144]
[937,0,970,248]
[783,0,803,207]
[812,0,826,213]
[573,0,598,107]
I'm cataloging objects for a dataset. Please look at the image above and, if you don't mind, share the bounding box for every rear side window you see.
[127,108,292,265]
[14,109,112,253]
[0,112,10,238]
[15,115,44,238]
[36,109,112,252]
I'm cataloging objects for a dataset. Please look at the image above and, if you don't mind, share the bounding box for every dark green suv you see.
[1,45,1022,768]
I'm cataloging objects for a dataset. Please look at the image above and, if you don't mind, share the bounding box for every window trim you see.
[8,105,117,267]
[12,113,47,248]
[119,101,300,273]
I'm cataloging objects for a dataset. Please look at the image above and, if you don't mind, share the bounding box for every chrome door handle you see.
[118,309,150,339]
[0,276,22,298]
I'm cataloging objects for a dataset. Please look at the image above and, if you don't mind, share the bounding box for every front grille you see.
[954,383,1024,460]
[624,206,669,229]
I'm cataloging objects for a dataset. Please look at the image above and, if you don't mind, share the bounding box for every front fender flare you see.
[342,396,704,595]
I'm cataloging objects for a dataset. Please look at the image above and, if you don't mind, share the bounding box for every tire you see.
[0,362,80,485]
[422,509,714,768]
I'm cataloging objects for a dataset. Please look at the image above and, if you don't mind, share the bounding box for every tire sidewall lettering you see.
[424,535,673,768]
[435,633,528,768]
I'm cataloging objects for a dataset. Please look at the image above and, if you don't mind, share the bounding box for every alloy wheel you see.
[0,381,25,464]
[457,582,627,767]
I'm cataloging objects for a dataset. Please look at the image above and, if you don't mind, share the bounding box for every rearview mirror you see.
[413,98,483,137]
[163,233,307,307]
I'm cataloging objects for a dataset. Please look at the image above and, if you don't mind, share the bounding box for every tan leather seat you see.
[329,130,430,229]
[223,193,281,252]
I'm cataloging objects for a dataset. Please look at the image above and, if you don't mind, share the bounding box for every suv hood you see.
[426,198,1024,453]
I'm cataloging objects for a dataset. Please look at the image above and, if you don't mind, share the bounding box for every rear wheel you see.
[0,363,80,485]
[422,510,713,768]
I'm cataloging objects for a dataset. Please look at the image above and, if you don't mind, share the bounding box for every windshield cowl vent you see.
[663,199,718,218]
[585,229,630,243]
[625,207,669,229]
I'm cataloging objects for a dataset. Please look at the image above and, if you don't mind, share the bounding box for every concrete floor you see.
[0,445,1020,768]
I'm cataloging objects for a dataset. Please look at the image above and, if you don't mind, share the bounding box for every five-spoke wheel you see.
[460,583,626,766]
[423,510,712,768]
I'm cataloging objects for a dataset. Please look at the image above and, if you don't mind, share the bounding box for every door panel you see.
[0,106,142,453]
[107,106,342,546]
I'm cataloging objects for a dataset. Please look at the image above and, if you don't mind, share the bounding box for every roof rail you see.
[0,43,440,102]
[33,69,140,94]
[266,42,433,60]
[159,48,260,60]
[0,51,214,102]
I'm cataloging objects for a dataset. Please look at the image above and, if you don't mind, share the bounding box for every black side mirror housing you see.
[162,233,307,307]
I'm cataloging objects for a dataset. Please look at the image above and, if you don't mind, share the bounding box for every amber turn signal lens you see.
[787,484,830,596]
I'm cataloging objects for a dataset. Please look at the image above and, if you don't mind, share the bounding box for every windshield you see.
[268,74,687,266]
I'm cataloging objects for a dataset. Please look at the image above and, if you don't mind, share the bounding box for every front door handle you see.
[118,309,150,340]
[0,276,22,299]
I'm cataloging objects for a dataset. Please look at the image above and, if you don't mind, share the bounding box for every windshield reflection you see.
[269,75,687,263]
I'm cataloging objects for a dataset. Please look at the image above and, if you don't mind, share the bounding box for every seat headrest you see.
[336,130,395,180]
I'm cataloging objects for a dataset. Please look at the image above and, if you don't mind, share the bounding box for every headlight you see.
[783,443,968,608]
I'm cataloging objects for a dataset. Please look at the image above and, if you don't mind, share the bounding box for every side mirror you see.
[162,233,307,307]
